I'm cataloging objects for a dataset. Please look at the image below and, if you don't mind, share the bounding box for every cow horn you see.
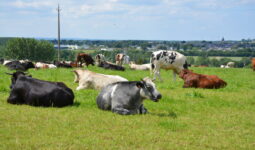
[5,72,13,75]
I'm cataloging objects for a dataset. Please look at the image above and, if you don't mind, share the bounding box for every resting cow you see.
[5,60,35,71]
[73,69,128,90]
[150,50,189,81]
[179,69,227,89]
[7,71,74,107]
[96,77,162,115]
[53,60,72,68]
[35,62,56,69]
[98,61,125,71]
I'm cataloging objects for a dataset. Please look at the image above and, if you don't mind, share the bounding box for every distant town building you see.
[54,44,80,50]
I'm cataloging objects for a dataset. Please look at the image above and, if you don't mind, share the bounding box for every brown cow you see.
[76,53,95,67]
[115,53,125,66]
[252,58,255,71]
[179,69,227,89]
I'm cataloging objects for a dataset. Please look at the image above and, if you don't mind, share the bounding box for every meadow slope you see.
[0,65,255,150]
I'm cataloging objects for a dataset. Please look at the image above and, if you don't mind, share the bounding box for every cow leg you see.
[139,104,148,114]
[173,71,176,81]
[156,71,163,81]
[112,107,137,115]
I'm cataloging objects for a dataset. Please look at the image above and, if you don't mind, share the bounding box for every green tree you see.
[5,38,55,61]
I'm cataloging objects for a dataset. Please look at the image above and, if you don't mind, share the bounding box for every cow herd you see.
[1,51,254,115]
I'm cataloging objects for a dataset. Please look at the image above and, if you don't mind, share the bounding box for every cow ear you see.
[136,81,144,88]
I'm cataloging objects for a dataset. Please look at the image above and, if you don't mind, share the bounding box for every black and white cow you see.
[5,61,35,71]
[6,71,74,107]
[150,50,189,81]
[96,77,162,115]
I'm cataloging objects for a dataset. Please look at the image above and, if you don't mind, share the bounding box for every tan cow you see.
[73,69,128,90]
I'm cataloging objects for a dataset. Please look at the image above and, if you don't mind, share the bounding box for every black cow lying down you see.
[5,61,35,71]
[96,77,162,115]
[6,71,74,107]
[98,61,125,71]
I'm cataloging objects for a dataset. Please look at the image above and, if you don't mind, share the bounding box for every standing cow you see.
[150,50,189,81]
[115,53,125,66]
[6,71,74,107]
[96,77,162,115]
[95,54,105,65]
[76,53,95,67]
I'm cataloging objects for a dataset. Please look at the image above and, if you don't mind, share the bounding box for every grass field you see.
[192,56,245,61]
[0,65,255,150]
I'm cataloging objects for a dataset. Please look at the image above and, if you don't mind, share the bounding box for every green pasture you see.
[0,65,255,150]
[192,56,244,61]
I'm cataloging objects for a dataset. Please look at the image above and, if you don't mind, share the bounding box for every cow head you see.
[179,69,192,79]
[137,77,162,102]
[6,71,31,89]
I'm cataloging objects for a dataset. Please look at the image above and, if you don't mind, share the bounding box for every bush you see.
[4,38,55,61]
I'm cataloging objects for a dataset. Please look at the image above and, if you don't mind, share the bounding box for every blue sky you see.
[0,0,255,40]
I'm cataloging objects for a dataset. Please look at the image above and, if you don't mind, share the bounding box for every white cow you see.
[226,62,235,68]
[129,62,151,71]
[35,62,57,69]
[150,50,188,81]
[73,69,128,90]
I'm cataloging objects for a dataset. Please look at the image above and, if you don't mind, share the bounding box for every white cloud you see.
[10,0,55,9]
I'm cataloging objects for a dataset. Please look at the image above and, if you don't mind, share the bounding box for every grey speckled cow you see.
[96,77,162,115]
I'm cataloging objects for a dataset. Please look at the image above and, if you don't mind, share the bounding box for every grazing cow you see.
[252,58,255,71]
[6,71,74,107]
[115,53,125,66]
[96,77,162,115]
[95,54,105,65]
[5,61,35,71]
[53,60,72,68]
[76,53,95,67]
[98,61,125,71]
[73,69,128,90]
[150,50,189,81]
[179,69,227,89]
[129,62,151,71]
